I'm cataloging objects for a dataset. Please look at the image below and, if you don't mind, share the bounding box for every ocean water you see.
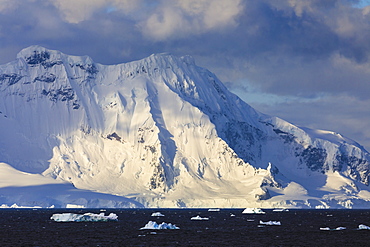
[1,208,370,246]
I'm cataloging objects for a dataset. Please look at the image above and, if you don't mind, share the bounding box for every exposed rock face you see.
[0,45,369,208]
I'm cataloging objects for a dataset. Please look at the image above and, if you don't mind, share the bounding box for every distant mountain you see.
[0,45,369,208]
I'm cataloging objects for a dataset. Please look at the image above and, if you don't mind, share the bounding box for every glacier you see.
[0,45,370,208]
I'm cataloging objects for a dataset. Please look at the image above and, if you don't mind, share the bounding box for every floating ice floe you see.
[0,203,55,209]
[208,208,220,212]
[320,226,346,231]
[242,208,265,214]
[191,215,209,221]
[140,221,179,230]
[230,214,236,217]
[151,212,165,217]
[259,220,281,226]
[358,224,370,230]
[272,208,289,212]
[50,212,118,222]
[319,227,331,231]
[66,204,85,208]
[0,203,44,209]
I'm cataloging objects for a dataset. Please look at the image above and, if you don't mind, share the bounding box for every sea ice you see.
[140,221,179,230]
[242,208,265,214]
[66,204,85,208]
[259,220,281,226]
[50,212,118,222]
[151,212,165,217]
[191,215,209,221]
[358,224,370,230]
[0,203,43,209]
[272,208,289,212]
[319,226,346,231]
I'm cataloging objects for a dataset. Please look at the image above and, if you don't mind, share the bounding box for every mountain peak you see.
[147,53,195,66]
[17,45,59,60]
[1,46,370,209]
[16,45,94,66]
[130,52,197,72]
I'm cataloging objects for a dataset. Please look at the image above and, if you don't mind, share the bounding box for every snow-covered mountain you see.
[0,45,370,208]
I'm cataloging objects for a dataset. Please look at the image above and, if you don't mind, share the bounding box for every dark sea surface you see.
[1,208,370,246]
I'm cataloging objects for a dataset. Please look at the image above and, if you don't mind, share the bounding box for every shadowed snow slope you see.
[0,46,370,208]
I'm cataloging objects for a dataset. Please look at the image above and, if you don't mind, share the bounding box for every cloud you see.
[51,0,107,24]
[139,0,244,40]
[248,94,370,152]
[0,0,17,13]
[39,0,244,41]
[178,0,243,29]
[50,0,142,23]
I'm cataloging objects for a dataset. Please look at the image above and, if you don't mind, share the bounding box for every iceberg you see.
[359,224,370,230]
[50,212,118,222]
[151,212,165,217]
[272,208,289,212]
[259,220,281,226]
[140,221,180,230]
[0,203,42,209]
[66,204,85,208]
[320,226,346,231]
[208,208,220,212]
[190,215,209,221]
[242,208,265,214]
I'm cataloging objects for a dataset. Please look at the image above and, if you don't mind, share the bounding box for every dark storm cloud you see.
[202,0,370,99]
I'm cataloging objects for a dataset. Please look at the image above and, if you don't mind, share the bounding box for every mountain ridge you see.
[0,46,369,208]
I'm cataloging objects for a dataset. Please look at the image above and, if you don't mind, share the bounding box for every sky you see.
[0,0,370,151]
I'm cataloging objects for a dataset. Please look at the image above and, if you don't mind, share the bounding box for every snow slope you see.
[0,163,142,208]
[0,45,369,208]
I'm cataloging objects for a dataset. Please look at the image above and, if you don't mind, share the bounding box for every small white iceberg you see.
[50,212,118,222]
[272,208,289,212]
[191,215,209,221]
[208,208,220,212]
[320,226,346,231]
[242,208,265,214]
[259,220,281,226]
[140,221,179,230]
[151,212,165,217]
[359,224,370,230]
[66,204,85,208]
